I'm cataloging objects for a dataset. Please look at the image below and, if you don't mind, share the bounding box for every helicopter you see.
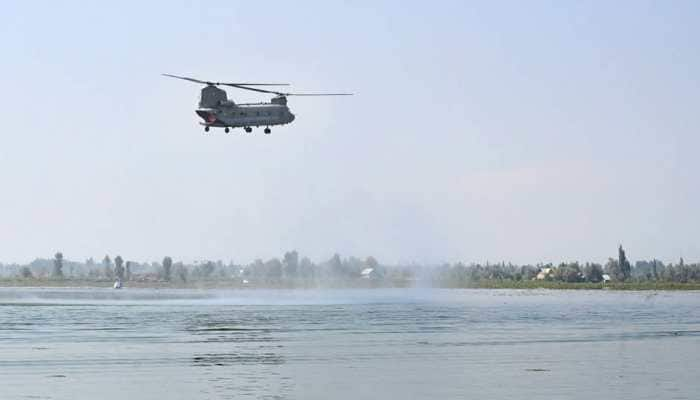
[163,74,352,134]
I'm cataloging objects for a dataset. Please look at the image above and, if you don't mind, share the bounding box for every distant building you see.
[536,268,554,280]
[361,267,379,280]
[602,274,611,284]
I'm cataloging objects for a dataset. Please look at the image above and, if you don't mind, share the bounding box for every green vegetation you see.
[447,280,700,291]
[1,245,699,290]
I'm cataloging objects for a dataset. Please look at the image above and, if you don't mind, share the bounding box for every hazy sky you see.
[1,1,698,265]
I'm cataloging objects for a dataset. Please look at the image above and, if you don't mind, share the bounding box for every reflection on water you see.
[188,314,284,367]
[192,352,284,366]
[0,288,699,400]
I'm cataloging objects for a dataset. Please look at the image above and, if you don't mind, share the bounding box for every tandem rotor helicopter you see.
[163,74,352,134]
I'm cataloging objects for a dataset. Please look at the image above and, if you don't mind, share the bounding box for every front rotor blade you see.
[222,83,285,95]
[163,74,289,87]
[219,82,289,86]
[162,73,211,85]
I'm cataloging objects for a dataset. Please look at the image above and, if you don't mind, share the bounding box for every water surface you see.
[1,288,698,399]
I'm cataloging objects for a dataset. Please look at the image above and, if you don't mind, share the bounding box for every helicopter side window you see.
[256,111,260,116]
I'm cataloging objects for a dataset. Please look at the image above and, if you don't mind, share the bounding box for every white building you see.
[361,267,378,279]
[536,268,554,280]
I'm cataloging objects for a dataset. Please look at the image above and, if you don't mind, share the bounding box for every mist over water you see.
[1,288,699,400]
[0,287,442,306]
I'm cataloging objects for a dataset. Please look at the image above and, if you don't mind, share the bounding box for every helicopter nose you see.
[196,110,217,123]
[289,113,295,122]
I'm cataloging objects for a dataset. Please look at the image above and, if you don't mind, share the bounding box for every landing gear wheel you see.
[245,127,252,133]
[204,126,210,132]
[264,128,271,134]
[225,127,230,133]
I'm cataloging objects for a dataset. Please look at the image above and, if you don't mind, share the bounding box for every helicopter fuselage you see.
[196,103,295,129]
[194,85,295,133]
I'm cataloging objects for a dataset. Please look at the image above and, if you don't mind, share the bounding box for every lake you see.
[1,288,698,399]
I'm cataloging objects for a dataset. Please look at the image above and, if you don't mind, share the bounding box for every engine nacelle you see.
[271,95,288,106]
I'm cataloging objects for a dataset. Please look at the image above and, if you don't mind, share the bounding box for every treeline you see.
[433,246,700,286]
[0,251,412,287]
[0,246,698,287]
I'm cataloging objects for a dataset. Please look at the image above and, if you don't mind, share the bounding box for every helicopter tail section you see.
[199,85,229,108]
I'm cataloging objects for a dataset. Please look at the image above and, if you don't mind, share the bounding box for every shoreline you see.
[1,279,700,291]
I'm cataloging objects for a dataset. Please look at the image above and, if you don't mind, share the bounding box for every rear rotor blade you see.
[285,93,353,96]
[225,83,353,96]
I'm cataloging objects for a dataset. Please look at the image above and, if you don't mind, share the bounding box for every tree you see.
[618,245,631,281]
[197,261,215,279]
[162,256,173,281]
[299,257,315,280]
[114,255,125,280]
[20,266,33,279]
[283,250,299,280]
[365,256,385,279]
[583,263,604,283]
[102,255,114,279]
[328,253,344,278]
[554,262,583,283]
[84,257,97,278]
[249,259,265,281]
[173,262,187,282]
[520,265,539,281]
[264,258,283,283]
[677,258,690,283]
[52,252,64,278]
[125,261,132,281]
[605,258,622,281]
